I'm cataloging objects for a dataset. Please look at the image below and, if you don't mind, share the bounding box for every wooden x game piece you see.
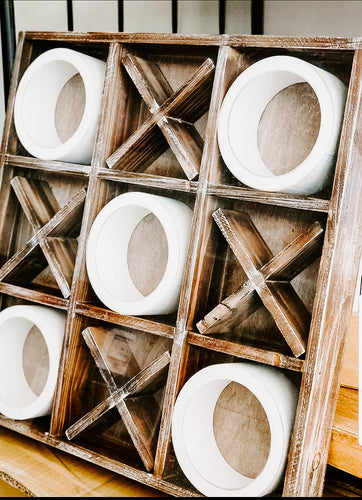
[197,208,325,357]
[0,176,86,298]
[65,326,170,472]
[106,52,215,180]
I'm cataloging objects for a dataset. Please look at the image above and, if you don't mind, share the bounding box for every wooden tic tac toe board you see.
[0,31,361,497]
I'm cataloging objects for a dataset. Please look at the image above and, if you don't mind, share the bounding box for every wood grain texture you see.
[6,154,90,177]
[75,302,175,339]
[21,31,357,50]
[65,342,170,472]
[0,33,28,288]
[152,49,231,482]
[0,186,85,297]
[0,281,68,309]
[0,426,166,497]
[258,82,321,176]
[107,55,215,181]
[187,330,305,372]
[10,176,60,227]
[0,425,358,497]
[122,53,174,112]
[10,177,80,297]
[0,31,360,498]
[283,47,362,497]
[97,166,198,194]
[0,416,199,496]
[208,182,330,212]
[197,209,323,357]
[158,116,203,180]
[50,42,125,437]
[328,387,362,479]
[339,313,358,390]
[213,381,271,479]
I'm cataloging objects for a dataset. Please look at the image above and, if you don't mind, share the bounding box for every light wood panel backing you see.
[327,314,361,479]
[258,82,321,176]
[213,381,271,479]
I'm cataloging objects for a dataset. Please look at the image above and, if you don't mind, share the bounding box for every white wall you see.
[225,0,251,35]
[264,0,362,37]
[72,1,118,32]
[14,0,68,36]
[178,0,219,33]
[124,0,172,32]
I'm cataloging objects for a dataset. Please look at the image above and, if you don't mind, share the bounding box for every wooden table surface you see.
[0,424,361,497]
[0,426,167,497]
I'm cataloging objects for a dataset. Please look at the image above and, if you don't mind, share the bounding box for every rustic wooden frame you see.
[0,31,360,497]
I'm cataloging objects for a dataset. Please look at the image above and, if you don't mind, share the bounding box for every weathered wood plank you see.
[283,47,362,497]
[187,330,305,372]
[106,57,215,180]
[158,117,203,180]
[208,183,330,212]
[0,281,68,309]
[198,209,323,356]
[6,154,90,177]
[328,387,362,479]
[66,345,170,472]
[22,31,358,50]
[123,53,173,112]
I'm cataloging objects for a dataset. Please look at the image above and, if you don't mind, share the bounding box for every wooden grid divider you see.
[0,32,360,498]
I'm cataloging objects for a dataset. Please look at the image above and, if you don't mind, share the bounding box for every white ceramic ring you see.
[217,55,347,194]
[172,362,298,497]
[14,47,106,164]
[86,191,193,316]
[0,305,66,420]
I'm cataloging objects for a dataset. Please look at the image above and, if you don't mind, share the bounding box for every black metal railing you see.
[0,0,16,104]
